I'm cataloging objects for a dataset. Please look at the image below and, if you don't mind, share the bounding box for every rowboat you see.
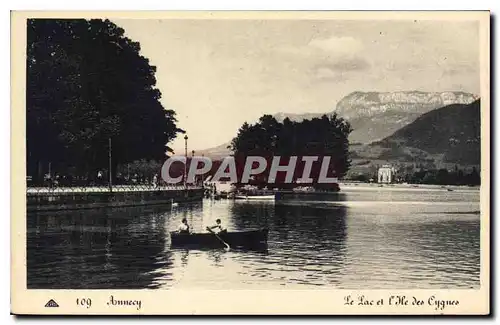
[170,228,269,249]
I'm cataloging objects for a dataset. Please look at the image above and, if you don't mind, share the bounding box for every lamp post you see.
[108,137,112,192]
[184,135,188,188]
[191,150,196,185]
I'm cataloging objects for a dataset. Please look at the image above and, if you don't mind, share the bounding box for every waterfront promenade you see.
[27,185,202,194]
[26,185,205,212]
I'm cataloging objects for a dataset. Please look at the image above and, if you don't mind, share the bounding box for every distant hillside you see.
[197,91,478,158]
[275,91,478,144]
[196,142,231,159]
[273,112,324,123]
[364,99,481,165]
[336,91,478,143]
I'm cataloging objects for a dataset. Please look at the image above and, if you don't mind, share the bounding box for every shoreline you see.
[338,182,480,192]
[26,186,204,212]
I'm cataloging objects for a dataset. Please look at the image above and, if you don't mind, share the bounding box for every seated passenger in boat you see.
[207,219,226,234]
[178,218,190,234]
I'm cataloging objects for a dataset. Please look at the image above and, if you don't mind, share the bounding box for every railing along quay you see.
[26,184,203,194]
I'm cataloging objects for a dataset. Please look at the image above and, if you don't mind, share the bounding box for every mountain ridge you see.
[196,91,479,159]
[336,91,478,143]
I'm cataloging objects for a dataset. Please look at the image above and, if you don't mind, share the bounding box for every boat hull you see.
[234,195,275,200]
[170,229,269,249]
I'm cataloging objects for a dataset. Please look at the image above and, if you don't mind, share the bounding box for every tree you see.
[435,168,449,185]
[229,114,352,189]
[27,19,182,184]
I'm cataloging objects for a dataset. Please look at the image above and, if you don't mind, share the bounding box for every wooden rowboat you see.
[170,229,269,249]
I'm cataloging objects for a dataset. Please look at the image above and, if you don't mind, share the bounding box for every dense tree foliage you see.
[348,164,480,186]
[27,19,182,184]
[229,114,352,189]
[404,167,480,185]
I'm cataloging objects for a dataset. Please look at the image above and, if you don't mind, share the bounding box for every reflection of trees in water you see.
[27,205,175,289]
[228,202,275,231]
[273,202,348,247]
[228,201,347,244]
[228,201,348,264]
[230,201,350,286]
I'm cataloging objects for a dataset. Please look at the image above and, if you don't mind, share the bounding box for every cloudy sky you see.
[114,18,480,151]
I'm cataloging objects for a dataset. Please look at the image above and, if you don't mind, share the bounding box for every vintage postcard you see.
[11,10,490,315]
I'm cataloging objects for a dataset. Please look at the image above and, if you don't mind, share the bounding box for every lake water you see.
[27,185,481,289]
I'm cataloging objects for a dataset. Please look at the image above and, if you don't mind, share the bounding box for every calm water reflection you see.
[27,186,480,289]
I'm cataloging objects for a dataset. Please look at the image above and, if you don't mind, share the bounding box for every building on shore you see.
[378,164,396,183]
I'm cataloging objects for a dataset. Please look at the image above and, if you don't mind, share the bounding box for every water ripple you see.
[27,189,480,289]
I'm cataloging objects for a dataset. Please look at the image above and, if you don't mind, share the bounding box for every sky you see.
[114,18,480,151]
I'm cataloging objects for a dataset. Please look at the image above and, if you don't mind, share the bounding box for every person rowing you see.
[206,219,227,234]
[206,219,230,250]
[177,218,191,234]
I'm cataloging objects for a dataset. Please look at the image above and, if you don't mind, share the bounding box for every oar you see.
[206,227,230,250]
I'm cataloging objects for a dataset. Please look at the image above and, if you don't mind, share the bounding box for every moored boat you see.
[234,195,275,200]
[170,228,269,249]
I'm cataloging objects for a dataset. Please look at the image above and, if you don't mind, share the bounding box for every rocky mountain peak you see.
[336,91,478,120]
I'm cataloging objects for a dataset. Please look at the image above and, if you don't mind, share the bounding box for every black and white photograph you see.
[10,10,490,315]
